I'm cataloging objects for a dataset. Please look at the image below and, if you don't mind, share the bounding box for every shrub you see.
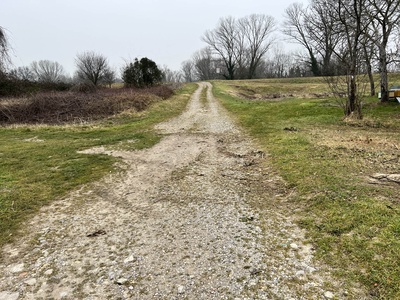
[70,82,97,93]
[0,85,174,124]
[0,75,72,97]
[145,85,175,99]
[122,57,163,88]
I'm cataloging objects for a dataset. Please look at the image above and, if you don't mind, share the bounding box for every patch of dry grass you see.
[221,78,329,100]
[0,85,174,125]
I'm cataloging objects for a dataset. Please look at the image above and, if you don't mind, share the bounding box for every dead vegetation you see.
[234,91,333,101]
[227,83,332,101]
[0,85,174,124]
[309,127,400,192]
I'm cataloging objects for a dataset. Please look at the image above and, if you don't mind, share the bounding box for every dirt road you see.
[0,83,365,299]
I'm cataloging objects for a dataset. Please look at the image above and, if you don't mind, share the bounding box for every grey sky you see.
[2,0,306,76]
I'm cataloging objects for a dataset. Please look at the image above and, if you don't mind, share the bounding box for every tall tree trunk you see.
[347,74,357,115]
[248,57,257,79]
[222,57,235,80]
[310,53,321,76]
[379,45,389,102]
[362,44,375,96]
[322,52,333,76]
[367,65,375,97]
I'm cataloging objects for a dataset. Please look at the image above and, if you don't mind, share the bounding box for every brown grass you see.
[0,85,174,125]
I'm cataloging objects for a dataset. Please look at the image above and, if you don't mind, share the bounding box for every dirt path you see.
[0,82,367,299]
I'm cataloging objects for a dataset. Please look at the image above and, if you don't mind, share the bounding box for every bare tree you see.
[203,15,276,80]
[0,26,11,73]
[192,47,220,81]
[181,60,195,82]
[260,47,295,78]
[202,17,241,80]
[389,25,400,71]
[75,51,109,86]
[162,66,182,83]
[238,14,276,79]
[283,3,321,76]
[274,47,293,78]
[31,60,65,83]
[10,66,35,81]
[326,0,370,118]
[102,67,116,88]
[361,33,377,96]
[365,0,400,102]
[307,0,341,75]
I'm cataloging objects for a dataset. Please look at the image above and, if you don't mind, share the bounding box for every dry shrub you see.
[144,85,175,99]
[111,90,154,112]
[0,85,174,124]
[70,82,97,93]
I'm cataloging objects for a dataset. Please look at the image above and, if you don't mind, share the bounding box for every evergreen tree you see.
[122,57,162,87]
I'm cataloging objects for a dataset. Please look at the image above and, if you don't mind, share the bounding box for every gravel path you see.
[0,82,368,299]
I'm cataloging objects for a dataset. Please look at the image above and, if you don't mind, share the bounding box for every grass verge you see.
[0,83,196,251]
[213,79,400,299]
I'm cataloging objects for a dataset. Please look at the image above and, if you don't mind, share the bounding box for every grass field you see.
[1,77,400,297]
[213,78,400,299]
[0,83,196,251]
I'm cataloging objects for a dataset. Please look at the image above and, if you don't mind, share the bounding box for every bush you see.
[70,82,97,93]
[143,85,174,99]
[0,75,72,97]
[122,57,163,88]
[0,85,175,124]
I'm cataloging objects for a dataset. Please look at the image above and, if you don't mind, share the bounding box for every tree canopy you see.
[0,26,10,74]
[122,57,163,88]
[75,51,110,86]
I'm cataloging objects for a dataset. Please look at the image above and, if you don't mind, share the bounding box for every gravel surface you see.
[0,82,369,299]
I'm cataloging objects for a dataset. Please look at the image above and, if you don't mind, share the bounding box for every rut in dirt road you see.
[0,82,367,300]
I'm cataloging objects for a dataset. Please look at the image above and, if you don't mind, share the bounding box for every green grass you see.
[213,79,400,299]
[0,83,197,250]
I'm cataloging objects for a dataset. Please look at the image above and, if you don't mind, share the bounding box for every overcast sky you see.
[2,0,307,76]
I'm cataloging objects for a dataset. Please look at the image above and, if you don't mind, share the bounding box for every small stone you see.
[59,291,69,298]
[177,285,185,294]
[387,174,400,183]
[24,278,37,286]
[124,255,135,263]
[9,263,24,273]
[116,278,128,285]
[44,269,53,275]
[248,280,257,287]
[0,292,19,300]
[306,266,317,273]
[103,280,111,286]
[295,270,305,277]
[324,291,334,299]
[8,249,20,257]
[301,263,317,273]
[290,243,299,250]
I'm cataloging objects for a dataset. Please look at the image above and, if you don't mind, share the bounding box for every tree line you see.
[2,1,400,117]
[179,1,400,118]
[0,28,165,95]
[1,53,164,91]
[282,0,400,117]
